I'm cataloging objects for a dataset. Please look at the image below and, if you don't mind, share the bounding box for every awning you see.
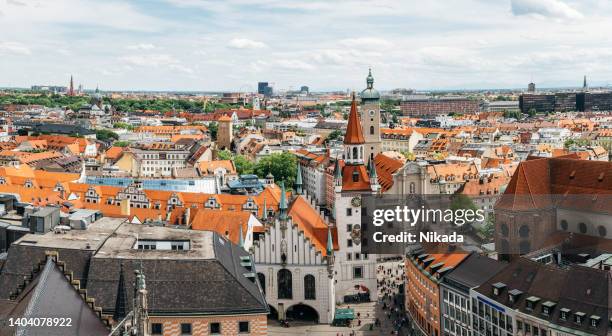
[334,308,355,320]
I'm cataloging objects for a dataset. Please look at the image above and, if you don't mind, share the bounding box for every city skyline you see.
[1,0,612,91]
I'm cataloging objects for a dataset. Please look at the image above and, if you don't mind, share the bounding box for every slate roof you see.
[476,257,612,336]
[442,253,507,292]
[0,220,268,318]
[0,258,108,336]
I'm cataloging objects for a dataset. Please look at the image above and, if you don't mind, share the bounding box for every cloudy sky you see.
[1,0,611,91]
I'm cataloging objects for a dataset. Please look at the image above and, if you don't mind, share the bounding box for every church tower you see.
[360,68,381,162]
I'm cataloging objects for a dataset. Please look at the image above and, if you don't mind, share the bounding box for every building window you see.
[519,225,529,238]
[352,170,359,182]
[598,225,607,237]
[370,125,375,135]
[151,323,163,335]
[257,272,266,295]
[181,323,192,335]
[304,274,316,300]
[409,182,415,194]
[347,239,353,247]
[579,222,587,234]
[239,321,250,333]
[353,266,363,279]
[278,269,293,299]
[347,224,352,232]
[346,208,352,216]
[210,322,221,334]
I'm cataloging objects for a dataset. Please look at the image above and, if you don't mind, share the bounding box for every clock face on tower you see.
[368,110,375,116]
[351,197,361,207]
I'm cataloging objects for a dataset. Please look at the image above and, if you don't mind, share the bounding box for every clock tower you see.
[331,92,379,304]
[360,68,381,162]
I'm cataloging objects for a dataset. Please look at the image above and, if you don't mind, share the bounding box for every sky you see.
[1,0,612,92]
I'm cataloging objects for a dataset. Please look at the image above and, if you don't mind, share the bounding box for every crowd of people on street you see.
[377,261,409,335]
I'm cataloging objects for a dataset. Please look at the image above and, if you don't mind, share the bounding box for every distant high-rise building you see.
[300,86,309,94]
[527,82,536,92]
[583,75,588,90]
[257,82,272,97]
[68,75,75,96]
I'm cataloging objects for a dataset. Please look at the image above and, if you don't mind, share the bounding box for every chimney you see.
[184,207,191,228]
[120,198,130,216]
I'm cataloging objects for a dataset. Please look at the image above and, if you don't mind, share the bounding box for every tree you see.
[564,138,589,149]
[208,122,219,141]
[113,141,130,147]
[326,130,344,143]
[478,214,496,241]
[401,151,415,161]
[234,155,255,175]
[95,129,119,141]
[217,149,232,160]
[254,152,297,188]
[113,122,134,131]
[450,194,478,230]
[528,108,537,117]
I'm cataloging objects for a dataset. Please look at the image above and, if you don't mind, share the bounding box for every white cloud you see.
[276,59,315,71]
[120,54,194,75]
[510,0,583,20]
[227,38,266,49]
[126,43,156,50]
[121,54,178,67]
[0,42,31,55]
[339,37,392,48]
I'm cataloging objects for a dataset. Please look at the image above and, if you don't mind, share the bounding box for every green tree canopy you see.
[254,152,297,189]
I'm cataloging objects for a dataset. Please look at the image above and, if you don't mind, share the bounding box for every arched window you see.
[519,225,529,238]
[352,147,358,160]
[370,125,374,135]
[304,274,316,300]
[409,182,415,194]
[278,269,292,299]
[257,273,266,295]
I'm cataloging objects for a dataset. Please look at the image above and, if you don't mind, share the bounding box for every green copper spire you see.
[368,157,377,179]
[238,224,244,248]
[295,163,303,194]
[279,182,288,220]
[326,226,333,256]
[334,158,342,186]
[366,68,374,89]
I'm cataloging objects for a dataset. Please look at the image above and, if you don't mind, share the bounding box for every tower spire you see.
[279,181,288,221]
[295,163,303,195]
[343,93,365,146]
[69,75,74,96]
[262,198,268,221]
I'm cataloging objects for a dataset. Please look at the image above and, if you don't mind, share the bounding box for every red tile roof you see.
[343,95,365,145]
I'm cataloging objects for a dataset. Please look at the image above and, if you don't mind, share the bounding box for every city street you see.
[268,259,407,335]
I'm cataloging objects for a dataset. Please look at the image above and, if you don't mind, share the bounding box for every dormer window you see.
[508,289,522,304]
[575,312,585,324]
[492,282,506,296]
[590,315,600,327]
[352,170,359,182]
[541,301,556,316]
[560,308,570,320]
[526,296,540,311]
